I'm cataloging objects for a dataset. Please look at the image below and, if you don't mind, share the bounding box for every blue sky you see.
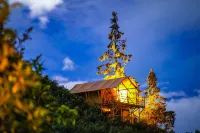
[8,0,200,132]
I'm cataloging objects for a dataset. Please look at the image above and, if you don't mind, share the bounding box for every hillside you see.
[43,76,167,133]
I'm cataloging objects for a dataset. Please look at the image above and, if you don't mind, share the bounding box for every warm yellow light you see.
[119,90,127,103]
[101,107,111,112]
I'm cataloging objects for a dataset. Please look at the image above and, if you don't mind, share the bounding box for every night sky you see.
[8,0,200,132]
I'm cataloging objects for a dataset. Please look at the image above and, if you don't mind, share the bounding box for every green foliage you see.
[0,1,48,132]
[55,105,77,126]
[0,1,77,132]
[31,54,45,74]
[41,76,166,133]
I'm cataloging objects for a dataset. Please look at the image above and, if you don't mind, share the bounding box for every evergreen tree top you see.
[97,11,132,80]
[147,68,157,88]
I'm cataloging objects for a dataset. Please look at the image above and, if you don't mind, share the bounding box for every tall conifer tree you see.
[97,11,132,80]
[141,69,175,132]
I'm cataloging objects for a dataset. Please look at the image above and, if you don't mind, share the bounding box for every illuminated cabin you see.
[70,76,145,123]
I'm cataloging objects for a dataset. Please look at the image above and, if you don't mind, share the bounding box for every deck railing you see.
[102,95,145,107]
[119,96,145,107]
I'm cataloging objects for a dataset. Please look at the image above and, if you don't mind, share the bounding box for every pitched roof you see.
[70,77,127,94]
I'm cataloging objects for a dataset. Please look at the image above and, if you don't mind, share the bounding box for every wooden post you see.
[138,108,140,122]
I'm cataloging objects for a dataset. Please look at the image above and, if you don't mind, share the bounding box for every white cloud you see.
[52,75,68,82]
[9,0,63,17]
[9,0,63,28]
[167,90,200,133]
[62,57,75,71]
[39,16,49,29]
[52,75,87,89]
[161,91,186,98]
